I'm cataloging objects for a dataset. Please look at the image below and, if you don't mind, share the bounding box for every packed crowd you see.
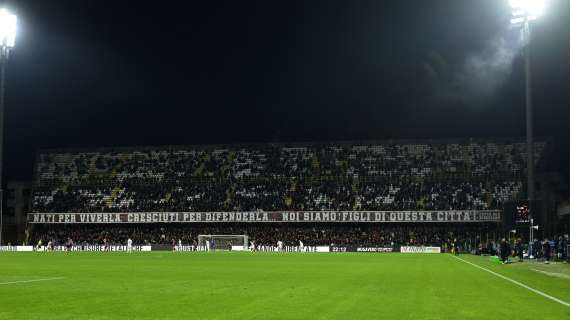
[31,140,545,213]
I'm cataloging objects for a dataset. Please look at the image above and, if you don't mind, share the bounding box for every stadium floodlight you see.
[0,8,16,246]
[0,9,17,49]
[507,0,546,253]
[509,0,545,24]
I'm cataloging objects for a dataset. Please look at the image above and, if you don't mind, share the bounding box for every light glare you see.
[510,17,526,25]
[509,0,546,18]
[0,9,17,48]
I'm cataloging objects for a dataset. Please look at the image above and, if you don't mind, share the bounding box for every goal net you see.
[197,234,249,251]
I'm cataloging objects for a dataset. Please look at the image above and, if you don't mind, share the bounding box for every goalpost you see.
[197,234,249,251]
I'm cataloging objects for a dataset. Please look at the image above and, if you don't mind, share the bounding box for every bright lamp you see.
[509,0,545,23]
[0,9,17,48]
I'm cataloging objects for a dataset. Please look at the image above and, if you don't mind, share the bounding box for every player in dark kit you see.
[532,239,541,259]
[563,235,569,262]
[499,239,509,264]
[542,239,551,264]
[453,238,460,255]
[515,239,524,262]
[556,236,565,262]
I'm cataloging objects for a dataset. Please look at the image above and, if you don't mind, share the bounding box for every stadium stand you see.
[30,139,545,213]
[28,139,549,248]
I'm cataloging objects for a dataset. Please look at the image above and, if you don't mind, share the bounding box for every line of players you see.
[35,236,567,261]
[250,240,305,252]
[35,237,135,253]
[186,239,305,252]
[168,239,305,252]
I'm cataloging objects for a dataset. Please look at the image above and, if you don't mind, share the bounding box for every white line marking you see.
[531,269,570,280]
[0,277,65,285]
[450,255,570,308]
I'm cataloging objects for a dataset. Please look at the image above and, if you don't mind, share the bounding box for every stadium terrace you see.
[30,139,544,216]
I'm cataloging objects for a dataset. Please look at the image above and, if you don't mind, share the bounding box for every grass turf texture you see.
[1,252,569,320]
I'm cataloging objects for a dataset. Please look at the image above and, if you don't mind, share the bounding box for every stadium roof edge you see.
[35,136,552,155]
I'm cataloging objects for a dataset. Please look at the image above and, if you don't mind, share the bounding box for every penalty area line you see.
[0,277,65,285]
[449,254,570,308]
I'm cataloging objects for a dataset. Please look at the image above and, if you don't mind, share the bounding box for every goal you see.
[197,234,249,251]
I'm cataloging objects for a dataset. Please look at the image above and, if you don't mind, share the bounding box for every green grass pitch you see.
[1,252,569,319]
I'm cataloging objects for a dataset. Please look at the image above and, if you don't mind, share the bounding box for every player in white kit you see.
[299,240,304,252]
[127,238,133,253]
[277,240,284,252]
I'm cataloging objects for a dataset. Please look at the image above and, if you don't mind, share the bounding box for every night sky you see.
[2,0,570,180]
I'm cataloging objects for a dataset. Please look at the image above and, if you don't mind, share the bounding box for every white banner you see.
[0,246,34,252]
[356,247,393,252]
[174,245,200,252]
[28,210,501,224]
[401,246,441,253]
[38,245,151,252]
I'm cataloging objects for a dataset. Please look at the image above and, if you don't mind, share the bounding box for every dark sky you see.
[2,0,570,180]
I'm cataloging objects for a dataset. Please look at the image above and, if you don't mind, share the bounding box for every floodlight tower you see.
[0,8,17,246]
[509,0,544,255]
